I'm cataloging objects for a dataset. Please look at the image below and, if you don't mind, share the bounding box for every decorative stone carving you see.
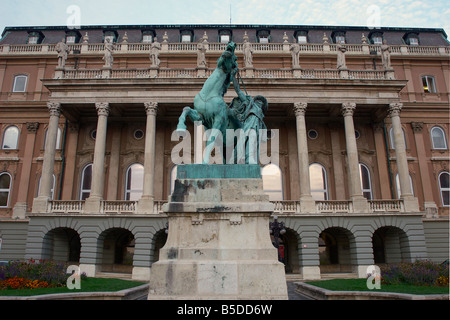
[381,39,392,70]
[55,39,70,69]
[95,102,110,117]
[102,38,115,68]
[411,122,424,133]
[337,44,347,70]
[47,102,61,117]
[293,102,307,117]
[341,102,356,117]
[388,102,403,117]
[290,41,301,68]
[197,39,208,68]
[144,101,158,116]
[26,122,39,133]
[150,37,161,67]
[243,39,253,68]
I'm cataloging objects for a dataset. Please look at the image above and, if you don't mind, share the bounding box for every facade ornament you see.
[243,38,253,68]
[361,33,367,44]
[381,39,392,70]
[336,44,347,69]
[388,102,403,117]
[95,102,110,117]
[341,102,356,117]
[290,41,301,68]
[162,31,169,43]
[322,33,329,44]
[122,32,128,43]
[197,39,208,68]
[293,102,307,117]
[102,38,115,68]
[411,122,424,133]
[55,39,70,69]
[243,31,249,43]
[150,37,161,67]
[47,102,61,117]
[26,122,40,133]
[144,101,158,116]
[83,32,89,43]
[283,32,289,43]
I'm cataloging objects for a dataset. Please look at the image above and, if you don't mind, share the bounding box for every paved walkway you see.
[287,281,312,300]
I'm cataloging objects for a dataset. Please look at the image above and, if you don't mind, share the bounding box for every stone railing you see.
[1,42,448,57]
[47,198,406,215]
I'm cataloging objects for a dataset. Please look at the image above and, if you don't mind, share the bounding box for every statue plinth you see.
[148,164,288,300]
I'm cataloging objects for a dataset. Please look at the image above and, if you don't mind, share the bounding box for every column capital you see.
[293,102,307,117]
[95,102,110,117]
[341,102,356,117]
[388,102,403,117]
[47,102,61,117]
[26,122,40,133]
[144,101,158,116]
[411,122,424,133]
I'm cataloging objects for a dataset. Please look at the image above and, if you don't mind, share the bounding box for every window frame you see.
[421,75,437,94]
[294,30,308,44]
[430,126,448,150]
[218,29,232,43]
[125,163,144,201]
[12,75,28,93]
[180,30,194,43]
[0,172,12,208]
[438,171,450,207]
[256,29,271,44]
[1,125,20,150]
[309,163,329,201]
[79,163,93,200]
[359,163,373,200]
[142,30,156,43]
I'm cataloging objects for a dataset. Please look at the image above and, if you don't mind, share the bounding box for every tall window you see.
[80,164,92,200]
[261,164,283,201]
[2,126,19,150]
[44,127,62,150]
[389,127,407,150]
[359,163,373,200]
[0,172,12,208]
[13,75,28,92]
[438,172,449,207]
[422,76,437,93]
[309,163,328,200]
[431,126,447,150]
[125,163,144,201]
[395,174,414,199]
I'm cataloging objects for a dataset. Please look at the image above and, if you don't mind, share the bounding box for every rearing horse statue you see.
[177,41,238,163]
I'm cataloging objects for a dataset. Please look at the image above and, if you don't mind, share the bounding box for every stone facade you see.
[0,24,448,282]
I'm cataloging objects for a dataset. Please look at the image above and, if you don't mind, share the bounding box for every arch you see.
[438,171,449,207]
[372,226,411,264]
[319,227,356,273]
[261,164,283,201]
[97,228,135,273]
[278,228,301,273]
[2,125,19,150]
[125,163,144,201]
[42,227,81,263]
[359,163,373,200]
[0,172,12,208]
[309,163,328,200]
[431,126,447,150]
[151,227,168,264]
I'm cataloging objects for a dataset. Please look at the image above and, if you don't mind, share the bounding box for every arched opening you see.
[372,226,411,264]
[261,164,283,201]
[42,228,81,264]
[277,228,300,274]
[99,228,135,274]
[319,227,355,273]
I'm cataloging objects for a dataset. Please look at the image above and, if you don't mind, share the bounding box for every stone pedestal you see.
[148,164,288,300]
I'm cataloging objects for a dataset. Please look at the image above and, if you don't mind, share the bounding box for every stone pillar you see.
[293,102,315,212]
[85,102,109,213]
[13,122,39,218]
[389,103,419,211]
[32,102,61,213]
[341,103,368,212]
[137,101,158,214]
[61,123,79,200]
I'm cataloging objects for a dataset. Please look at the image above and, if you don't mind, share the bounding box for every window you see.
[80,163,92,200]
[422,75,437,93]
[65,30,81,44]
[438,172,450,207]
[309,163,328,200]
[103,30,118,43]
[359,163,373,200]
[44,127,62,150]
[409,37,419,45]
[431,126,447,150]
[257,30,270,43]
[125,163,144,201]
[0,172,12,207]
[219,30,232,43]
[142,30,155,43]
[2,126,19,150]
[308,129,318,140]
[27,31,44,44]
[295,31,308,44]
[66,36,76,44]
[389,127,407,150]
[13,75,28,92]
[395,174,414,199]
[404,33,419,46]
[180,30,194,43]
[38,174,56,200]
[28,36,39,44]
[261,164,283,201]
[332,31,346,44]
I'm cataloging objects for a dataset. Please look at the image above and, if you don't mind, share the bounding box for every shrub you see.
[381,260,449,287]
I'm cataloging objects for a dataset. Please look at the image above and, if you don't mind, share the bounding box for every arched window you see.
[2,126,19,150]
[389,127,407,149]
[125,163,144,201]
[170,165,178,195]
[359,163,373,200]
[395,173,414,199]
[438,172,449,207]
[431,126,447,150]
[309,163,328,200]
[261,164,283,201]
[44,127,62,150]
[13,75,28,92]
[38,174,56,200]
[0,172,12,208]
[80,163,92,200]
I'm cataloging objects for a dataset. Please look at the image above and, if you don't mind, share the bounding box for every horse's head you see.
[226,41,236,54]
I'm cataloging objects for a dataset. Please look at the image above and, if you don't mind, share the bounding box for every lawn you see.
[305,278,449,295]
[0,277,147,297]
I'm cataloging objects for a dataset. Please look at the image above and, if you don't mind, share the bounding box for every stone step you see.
[320,273,358,280]
[95,272,133,280]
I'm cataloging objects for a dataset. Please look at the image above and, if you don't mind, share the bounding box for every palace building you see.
[0,24,448,280]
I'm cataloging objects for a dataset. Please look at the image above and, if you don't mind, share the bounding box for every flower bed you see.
[380,260,449,287]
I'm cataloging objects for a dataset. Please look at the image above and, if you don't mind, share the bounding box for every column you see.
[61,123,79,200]
[13,122,39,218]
[85,102,109,213]
[137,101,158,214]
[293,102,315,212]
[341,102,368,212]
[389,103,419,211]
[32,102,61,213]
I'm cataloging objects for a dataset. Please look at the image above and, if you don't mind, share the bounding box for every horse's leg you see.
[176,107,202,132]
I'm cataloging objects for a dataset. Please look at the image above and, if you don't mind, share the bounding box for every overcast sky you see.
[1,0,449,38]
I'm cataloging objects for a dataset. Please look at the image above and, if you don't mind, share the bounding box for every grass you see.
[305,278,449,295]
[0,277,146,297]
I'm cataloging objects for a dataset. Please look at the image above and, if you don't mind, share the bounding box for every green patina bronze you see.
[176,164,262,179]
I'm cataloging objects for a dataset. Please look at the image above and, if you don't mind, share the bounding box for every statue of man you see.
[290,41,301,68]
[150,37,161,67]
[336,44,347,69]
[103,38,115,68]
[56,38,70,68]
[197,39,207,68]
[381,39,392,69]
[243,40,253,68]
